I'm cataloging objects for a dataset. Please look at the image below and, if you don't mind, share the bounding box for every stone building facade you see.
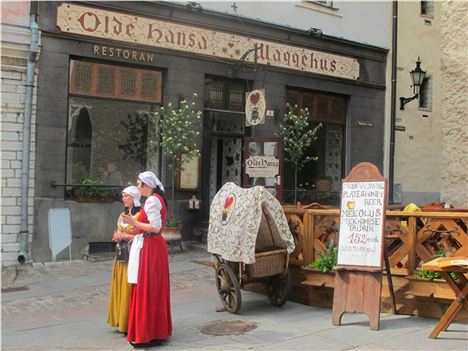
[440,0,468,208]
[1,1,39,266]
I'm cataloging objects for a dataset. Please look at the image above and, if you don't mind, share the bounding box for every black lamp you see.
[399,57,427,110]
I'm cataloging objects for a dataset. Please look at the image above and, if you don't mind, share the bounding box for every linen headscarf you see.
[122,185,141,207]
[138,171,164,192]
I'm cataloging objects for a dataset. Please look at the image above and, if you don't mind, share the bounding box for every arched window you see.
[67,107,92,183]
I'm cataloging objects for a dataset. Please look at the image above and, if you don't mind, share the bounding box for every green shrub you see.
[304,247,337,273]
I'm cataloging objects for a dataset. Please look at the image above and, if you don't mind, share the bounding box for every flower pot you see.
[301,267,335,288]
[162,226,182,242]
[73,195,115,202]
[406,276,454,299]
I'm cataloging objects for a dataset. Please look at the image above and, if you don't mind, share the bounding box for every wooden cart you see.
[212,204,292,313]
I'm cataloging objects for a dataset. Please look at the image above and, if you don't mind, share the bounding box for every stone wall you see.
[440,1,468,207]
[1,63,37,266]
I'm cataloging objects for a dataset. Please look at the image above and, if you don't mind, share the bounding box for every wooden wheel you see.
[267,272,290,307]
[215,263,241,313]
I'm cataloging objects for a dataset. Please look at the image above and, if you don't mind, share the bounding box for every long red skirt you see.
[127,235,172,343]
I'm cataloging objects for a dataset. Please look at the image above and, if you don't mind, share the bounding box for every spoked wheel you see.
[215,263,242,313]
[267,272,290,307]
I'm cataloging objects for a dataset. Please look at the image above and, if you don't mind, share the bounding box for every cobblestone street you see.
[2,247,467,350]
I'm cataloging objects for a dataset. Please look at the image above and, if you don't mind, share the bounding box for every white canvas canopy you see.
[208,182,295,264]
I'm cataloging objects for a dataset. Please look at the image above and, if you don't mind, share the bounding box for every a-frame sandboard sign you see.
[332,162,387,330]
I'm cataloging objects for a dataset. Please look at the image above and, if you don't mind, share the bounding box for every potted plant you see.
[152,93,202,237]
[407,250,456,299]
[302,247,337,288]
[72,178,114,202]
[277,104,321,204]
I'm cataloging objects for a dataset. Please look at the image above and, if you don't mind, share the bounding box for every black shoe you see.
[129,341,152,349]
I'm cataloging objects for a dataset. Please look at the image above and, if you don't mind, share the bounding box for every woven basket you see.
[246,249,287,278]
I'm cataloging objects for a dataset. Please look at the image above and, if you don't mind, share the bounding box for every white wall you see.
[198,1,389,48]
[1,1,37,266]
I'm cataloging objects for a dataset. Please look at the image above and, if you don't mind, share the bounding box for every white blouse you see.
[144,195,163,231]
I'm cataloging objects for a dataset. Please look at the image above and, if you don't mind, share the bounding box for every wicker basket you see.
[246,249,287,278]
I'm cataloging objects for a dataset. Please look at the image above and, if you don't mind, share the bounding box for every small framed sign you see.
[177,154,201,191]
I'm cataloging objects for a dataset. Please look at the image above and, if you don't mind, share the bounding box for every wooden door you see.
[243,137,284,201]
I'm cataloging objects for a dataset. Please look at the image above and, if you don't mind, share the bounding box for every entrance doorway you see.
[206,111,244,203]
[202,76,248,219]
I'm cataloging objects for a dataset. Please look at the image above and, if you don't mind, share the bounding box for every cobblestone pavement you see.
[2,245,467,351]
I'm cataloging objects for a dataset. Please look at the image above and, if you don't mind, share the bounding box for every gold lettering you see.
[93,45,100,54]
[109,47,114,57]
[123,50,130,59]
[139,52,146,61]
[126,23,135,37]
[113,16,122,35]
[273,49,281,62]
[198,36,208,50]
[177,32,186,46]
[147,24,163,43]
[147,53,154,62]
[116,48,122,57]
[78,12,101,32]
[292,53,299,67]
[132,51,137,60]
[188,33,195,47]
[102,46,107,56]
[283,52,291,65]
[165,30,175,44]
[320,59,328,71]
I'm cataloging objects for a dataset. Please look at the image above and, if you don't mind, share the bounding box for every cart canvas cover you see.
[208,182,295,264]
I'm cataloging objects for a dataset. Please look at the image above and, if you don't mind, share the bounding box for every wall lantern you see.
[399,57,427,110]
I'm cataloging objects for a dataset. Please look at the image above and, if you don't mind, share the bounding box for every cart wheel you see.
[267,272,290,307]
[215,263,241,313]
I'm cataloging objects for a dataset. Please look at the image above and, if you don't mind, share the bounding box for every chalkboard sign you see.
[337,180,385,268]
[332,162,388,331]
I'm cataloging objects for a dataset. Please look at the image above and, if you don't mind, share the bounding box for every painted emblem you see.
[222,193,236,225]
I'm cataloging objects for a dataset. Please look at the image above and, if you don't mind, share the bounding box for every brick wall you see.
[1,64,37,266]
[440,1,468,207]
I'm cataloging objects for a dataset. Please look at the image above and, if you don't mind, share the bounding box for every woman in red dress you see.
[122,171,172,346]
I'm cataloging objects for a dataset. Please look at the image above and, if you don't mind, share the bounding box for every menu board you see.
[337,181,385,268]
[177,154,200,191]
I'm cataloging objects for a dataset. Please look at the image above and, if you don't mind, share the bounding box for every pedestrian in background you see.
[122,171,172,346]
[107,186,141,334]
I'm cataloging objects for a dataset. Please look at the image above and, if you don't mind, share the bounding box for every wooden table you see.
[422,257,468,339]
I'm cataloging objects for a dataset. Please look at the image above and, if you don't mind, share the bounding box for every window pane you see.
[419,76,432,111]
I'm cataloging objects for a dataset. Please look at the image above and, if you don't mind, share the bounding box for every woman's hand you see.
[121,214,136,225]
[112,231,122,242]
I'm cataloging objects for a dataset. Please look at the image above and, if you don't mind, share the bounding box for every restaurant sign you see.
[245,156,279,178]
[57,3,360,80]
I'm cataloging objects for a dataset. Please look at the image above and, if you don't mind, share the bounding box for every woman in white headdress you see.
[121,171,172,346]
[107,185,141,334]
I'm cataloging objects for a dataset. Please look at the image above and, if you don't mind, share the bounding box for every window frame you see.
[420,0,434,19]
[418,75,433,112]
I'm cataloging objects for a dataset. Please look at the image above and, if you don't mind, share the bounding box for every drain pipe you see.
[18,11,40,264]
[388,1,398,204]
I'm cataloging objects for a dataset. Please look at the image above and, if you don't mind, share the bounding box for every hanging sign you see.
[337,180,386,268]
[245,89,266,126]
[245,156,279,178]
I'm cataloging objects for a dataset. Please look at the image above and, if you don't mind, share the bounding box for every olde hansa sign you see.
[57,3,360,80]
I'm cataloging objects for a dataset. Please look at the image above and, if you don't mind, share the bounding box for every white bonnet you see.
[122,185,141,207]
[138,171,164,192]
